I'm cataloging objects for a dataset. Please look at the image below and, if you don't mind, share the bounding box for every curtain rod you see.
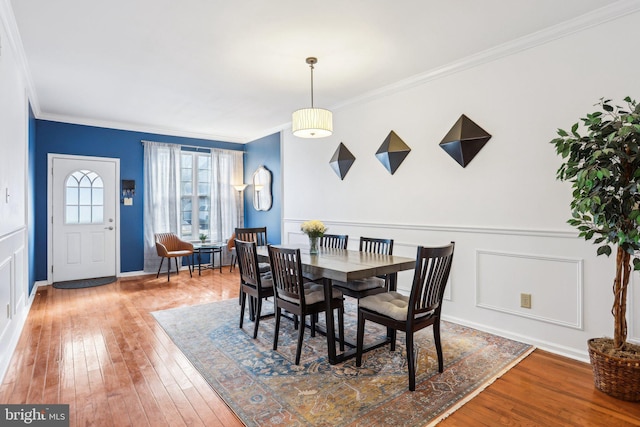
[141,140,245,154]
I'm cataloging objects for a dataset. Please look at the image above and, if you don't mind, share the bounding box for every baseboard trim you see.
[443,314,589,363]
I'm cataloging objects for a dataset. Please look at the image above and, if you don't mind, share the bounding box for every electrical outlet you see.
[520,293,532,309]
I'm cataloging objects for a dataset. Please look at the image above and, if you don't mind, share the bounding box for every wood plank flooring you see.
[1,270,639,426]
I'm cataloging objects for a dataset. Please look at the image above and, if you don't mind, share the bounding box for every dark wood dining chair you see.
[154,233,194,281]
[319,234,349,249]
[235,239,274,338]
[235,227,270,304]
[235,227,268,246]
[332,237,394,299]
[356,242,455,391]
[268,245,345,365]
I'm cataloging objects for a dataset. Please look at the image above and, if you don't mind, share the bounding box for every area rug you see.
[52,275,117,289]
[152,299,534,426]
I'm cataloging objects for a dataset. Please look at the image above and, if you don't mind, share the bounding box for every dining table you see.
[256,243,416,364]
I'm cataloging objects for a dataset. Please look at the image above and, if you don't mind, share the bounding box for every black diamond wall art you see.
[376,130,411,175]
[329,142,355,180]
[439,114,492,168]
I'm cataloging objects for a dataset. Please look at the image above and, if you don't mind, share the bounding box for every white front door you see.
[50,155,118,282]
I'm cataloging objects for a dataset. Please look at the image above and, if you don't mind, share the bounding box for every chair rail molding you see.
[284,218,577,239]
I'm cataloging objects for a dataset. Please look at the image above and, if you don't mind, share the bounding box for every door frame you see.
[47,153,121,284]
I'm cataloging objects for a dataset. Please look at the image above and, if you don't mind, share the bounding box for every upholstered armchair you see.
[155,233,194,281]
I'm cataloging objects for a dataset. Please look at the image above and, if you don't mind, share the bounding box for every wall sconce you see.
[122,180,135,205]
[254,185,264,210]
[233,184,248,193]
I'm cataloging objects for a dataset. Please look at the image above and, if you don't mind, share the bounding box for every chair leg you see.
[337,306,345,352]
[187,256,192,278]
[167,258,172,281]
[239,289,246,329]
[434,320,444,372]
[356,311,365,367]
[390,329,397,351]
[249,296,256,321]
[253,297,262,339]
[273,306,281,351]
[406,330,416,391]
[156,257,165,278]
[310,314,316,337]
[295,314,305,365]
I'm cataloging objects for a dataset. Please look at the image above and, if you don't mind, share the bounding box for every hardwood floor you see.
[1,270,639,426]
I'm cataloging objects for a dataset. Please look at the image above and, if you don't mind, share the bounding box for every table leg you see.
[323,277,337,364]
[217,249,222,273]
[198,250,203,275]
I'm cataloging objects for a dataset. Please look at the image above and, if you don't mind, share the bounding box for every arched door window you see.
[65,169,104,224]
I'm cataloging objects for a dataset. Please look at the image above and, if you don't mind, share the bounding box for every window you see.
[180,152,211,240]
[65,169,104,224]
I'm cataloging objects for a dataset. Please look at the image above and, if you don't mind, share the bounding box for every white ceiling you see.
[7,0,632,143]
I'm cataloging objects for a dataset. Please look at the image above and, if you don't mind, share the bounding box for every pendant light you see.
[292,57,333,138]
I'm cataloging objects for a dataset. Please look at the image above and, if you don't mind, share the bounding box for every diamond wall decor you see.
[375,130,411,175]
[329,142,355,180]
[439,114,492,168]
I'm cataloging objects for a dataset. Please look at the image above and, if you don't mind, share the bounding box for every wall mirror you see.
[252,165,272,211]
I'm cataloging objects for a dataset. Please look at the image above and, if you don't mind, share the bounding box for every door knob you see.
[105,226,114,230]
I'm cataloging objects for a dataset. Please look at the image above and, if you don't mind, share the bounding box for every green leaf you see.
[634,258,640,270]
[597,245,612,256]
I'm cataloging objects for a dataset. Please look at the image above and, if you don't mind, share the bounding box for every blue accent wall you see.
[34,120,244,280]
[244,133,281,244]
[27,105,36,293]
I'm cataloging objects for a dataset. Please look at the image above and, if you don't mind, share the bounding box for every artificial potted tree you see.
[551,97,640,401]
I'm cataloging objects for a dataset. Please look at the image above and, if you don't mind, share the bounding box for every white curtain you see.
[210,149,244,246]
[143,141,181,272]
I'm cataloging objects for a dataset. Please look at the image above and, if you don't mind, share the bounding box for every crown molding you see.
[37,112,247,144]
[332,0,640,111]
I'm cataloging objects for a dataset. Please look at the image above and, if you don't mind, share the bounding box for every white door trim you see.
[47,153,121,284]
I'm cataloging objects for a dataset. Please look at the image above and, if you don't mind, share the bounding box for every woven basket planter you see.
[588,338,640,401]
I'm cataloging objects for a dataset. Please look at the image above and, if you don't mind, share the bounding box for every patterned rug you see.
[152,299,533,426]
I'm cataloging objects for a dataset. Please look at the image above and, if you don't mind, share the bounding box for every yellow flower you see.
[301,220,327,238]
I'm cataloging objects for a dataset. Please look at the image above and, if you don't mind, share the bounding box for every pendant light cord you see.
[309,62,315,108]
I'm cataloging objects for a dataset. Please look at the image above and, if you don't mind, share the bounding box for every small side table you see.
[193,243,223,275]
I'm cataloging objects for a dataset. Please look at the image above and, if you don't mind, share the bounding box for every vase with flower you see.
[300,220,327,255]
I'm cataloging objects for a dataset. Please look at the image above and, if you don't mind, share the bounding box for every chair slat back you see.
[319,234,348,249]
[235,227,268,246]
[268,245,305,305]
[408,242,455,318]
[235,239,261,287]
[359,237,394,255]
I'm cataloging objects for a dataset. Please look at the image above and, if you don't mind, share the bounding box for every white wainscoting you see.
[0,228,30,383]
[0,255,12,339]
[475,250,583,329]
